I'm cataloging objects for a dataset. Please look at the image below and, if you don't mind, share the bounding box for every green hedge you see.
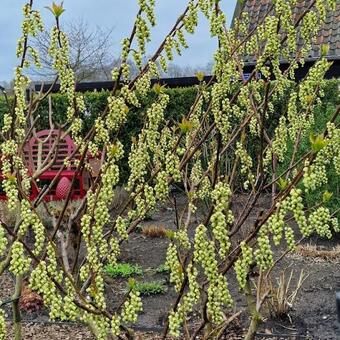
[277,80,339,215]
[0,80,337,142]
[0,80,338,212]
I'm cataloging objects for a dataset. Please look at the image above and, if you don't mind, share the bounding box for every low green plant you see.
[104,263,142,278]
[155,264,170,274]
[135,281,167,296]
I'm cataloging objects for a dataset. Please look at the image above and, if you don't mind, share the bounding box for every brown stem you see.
[271,154,278,204]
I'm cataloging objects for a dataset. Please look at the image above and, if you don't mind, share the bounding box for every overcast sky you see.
[0,0,237,81]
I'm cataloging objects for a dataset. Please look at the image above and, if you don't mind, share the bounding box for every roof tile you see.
[236,0,340,60]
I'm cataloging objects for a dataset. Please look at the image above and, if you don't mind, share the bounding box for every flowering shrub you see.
[0,0,339,339]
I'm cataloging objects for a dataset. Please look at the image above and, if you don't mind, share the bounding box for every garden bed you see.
[1,194,340,339]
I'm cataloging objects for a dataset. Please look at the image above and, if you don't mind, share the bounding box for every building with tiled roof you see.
[232,0,340,78]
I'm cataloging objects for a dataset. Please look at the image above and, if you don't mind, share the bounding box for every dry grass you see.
[296,244,340,261]
[141,225,168,238]
[265,269,307,318]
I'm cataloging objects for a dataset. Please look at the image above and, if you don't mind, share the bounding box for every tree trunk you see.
[244,278,261,340]
[12,274,23,340]
[244,313,261,340]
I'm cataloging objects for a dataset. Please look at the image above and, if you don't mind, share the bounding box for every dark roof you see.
[33,76,214,93]
[31,57,339,97]
[232,0,340,60]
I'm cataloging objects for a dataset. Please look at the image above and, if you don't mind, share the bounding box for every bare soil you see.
[1,194,340,339]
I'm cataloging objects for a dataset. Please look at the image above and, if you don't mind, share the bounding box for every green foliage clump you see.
[155,264,170,274]
[104,262,142,278]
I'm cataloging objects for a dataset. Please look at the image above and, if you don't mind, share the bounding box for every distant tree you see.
[0,80,14,95]
[166,63,188,77]
[30,18,115,82]
[163,62,213,77]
